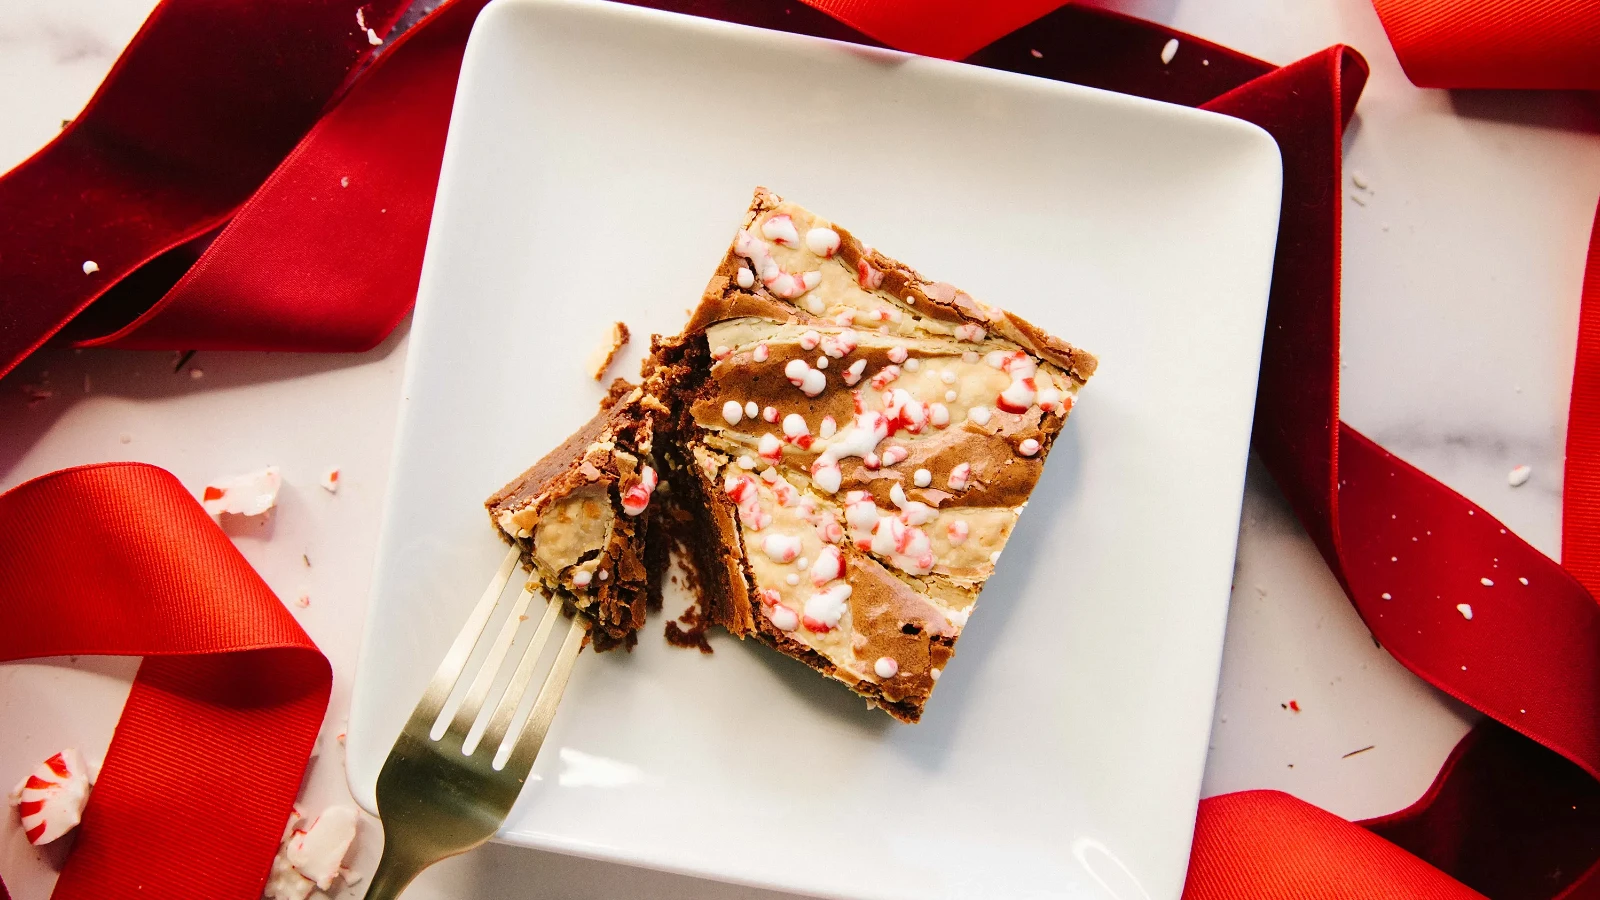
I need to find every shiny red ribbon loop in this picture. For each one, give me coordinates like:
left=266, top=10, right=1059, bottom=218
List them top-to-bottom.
left=0, top=463, right=330, bottom=899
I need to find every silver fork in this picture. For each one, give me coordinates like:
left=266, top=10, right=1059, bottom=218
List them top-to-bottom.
left=365, top=546, right=587, bottom=899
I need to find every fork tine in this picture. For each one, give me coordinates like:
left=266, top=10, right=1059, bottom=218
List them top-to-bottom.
left=409, top=545, right=521, bottom=728
left=440, top=582, right=536, bottom=741
left=479, top=591, right=564, bottom=756
left=500, top=615, right=587, bottom=774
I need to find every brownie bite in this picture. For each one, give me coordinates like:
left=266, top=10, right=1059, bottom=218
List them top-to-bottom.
left=485, top=380, right=659, bottom=651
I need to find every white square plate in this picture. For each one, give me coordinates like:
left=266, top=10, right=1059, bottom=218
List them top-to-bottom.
left=348, top=2, right=1282, bottom=897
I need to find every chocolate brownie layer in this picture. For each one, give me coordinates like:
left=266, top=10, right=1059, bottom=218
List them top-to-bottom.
left=486, top=380, right=659, bottom=651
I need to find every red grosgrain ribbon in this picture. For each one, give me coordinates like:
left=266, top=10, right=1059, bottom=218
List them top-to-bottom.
left=1369, top=0, right=1600, bottom=90
left=4, top=1, right=1600, bottom=899
left=0, top=463, right=330, bottom=899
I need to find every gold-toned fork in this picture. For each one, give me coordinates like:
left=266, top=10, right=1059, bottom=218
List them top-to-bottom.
left=365, top=546, right=587, bottom=899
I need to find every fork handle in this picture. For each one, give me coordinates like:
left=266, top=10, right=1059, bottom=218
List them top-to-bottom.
left=364, top=846, right=426, bottom=900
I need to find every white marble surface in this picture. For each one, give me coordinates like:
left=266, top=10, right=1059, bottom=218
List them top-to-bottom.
left=1, top=0, right=1596, bottom=897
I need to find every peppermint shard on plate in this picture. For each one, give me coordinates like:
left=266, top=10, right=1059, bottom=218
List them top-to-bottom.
left=645, top=188, right=1097, bottom=721
left=486, top=380, right=661, bottom=650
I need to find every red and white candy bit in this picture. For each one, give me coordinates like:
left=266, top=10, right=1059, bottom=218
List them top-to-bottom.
left=761, top=213, right=801, bottom=247
left=805, top=226, right=841, bottom=257
left=734, top=229, right=821, bottom=300
left=857, top=258, right=884, bottom=289
left=736, top=266, right=755, bottom=289
left=954, top=323, right=986, bottom=342
left=799, top=330, right=821, bottom=351
left=820, top=331, right=858, bottom=358
left=753, top=342, right=770, bottom=362
left=712, top=345, right=732, bottom=360
left=887, top=345, right=908, bottom=364
left=783, top=359, right=827, bottom=397
left=842, top=359, right=867, bottom=386
left=868, top=365, right=901, bottom=391
left=997, top=376, right=1037, bottom=413
left=1035, top=385, right=1062, bottom=412
left=883, top=388, right=930, bottom=434
left=722, top=400, right=744, bottom=425
left=929, top=403, right=951, bottom=428
left=763, top=405, right=779, bottom=423
left=967, top=405, right=992, bottom=426
left=782, top=413, right=813, bottom=448
left=818, top=415, right=838, bottom=439
left=758, top=433, right=784, bottom=463
left=1017, top=438, right=1041, bottom=457
left=880, top=444, right=909, bottom=467
left=862, top=452, right=881, bottom=470
left=811, top=460, right=842, bottom=493
left=948, top=462, right=972, bottom=491
left=201, top=466, right=281, bottom=516
left=621, top=466, right=657, bottom=516
left=320, top=467, right=340, bottom=493
left=724, top=473, right=772, bottom=531
left=771, top=478, right=799, bottom=507
left=889, top=482, right=937, bottom=526
left=871, top=515, right=934, bottom=574
left=947, top=520, right=971, bottom=546
left=761, top=534, right=803, bottom=563
left=810, top=545, right=844, bottom=586
left=572, top=569, right=593, bottom=588
left=802, top=583, right=853, bottom=632
left=758, top=588, right=782, bottom=606
left=766, top=600, right=799, bottom=631
left=874, top=656, right=900, bottom=679
left=11, top=749, right=92, bottom=845
left=285, top=806, right=360, bottom=891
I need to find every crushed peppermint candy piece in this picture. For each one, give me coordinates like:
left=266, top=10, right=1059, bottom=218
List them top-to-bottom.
left=1160, top=38, right=1179, bottom=64
left=761, top=213, right=801, bottom=247
left=805, top=227, right=841, bottom=257
left=82, top=260, right=99, bottom=275
left=736, top=266, right=755, bottom=289
left=954, top=323, right=985, bottom=342
left=842, top=358, right=867, bottom=386
left=783, top=359, right=827, bottom=397
left=722, top=400, right=744, bottom=425
left=745, top=400, right=760, bottom=419
left=968, top=406, right=991, bottom=426
left=819, top=415, right=837, bottom=439
left=1017, top=438, right=1041, bottom=457
left=948, top=462, right=972, bottom=491
left=1508, top=465, right=1532, bottom=487
left=201, top=466, right=281, bottom=516
left=620, top=466, right=658, bottom=516
left=320, top=467, right=340, bottom=493
left=913, top=468, right=932, bottom=488
left=947, top=520, right=970, bottom=545
left=762, top=534, right=802, bottom=563
left=803, top=584, right=852, bottom=632
left=1457, top=603, right=1473, bottom=620
left=874, top=656, right=899, bottom=679
left=10, top=749, right=93, bottom=845
left=285, top=805, right=360, bottom=891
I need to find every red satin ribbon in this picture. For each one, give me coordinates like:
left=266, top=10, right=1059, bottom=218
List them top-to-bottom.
left=1369, top=0, right=1600, bottom=90
left=3, top=1, right=1599, bottom=899
left=0, top=464, right=330, bottom=899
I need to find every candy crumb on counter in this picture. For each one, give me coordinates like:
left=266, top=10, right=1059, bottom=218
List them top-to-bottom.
left=82, top=260, right=98, bottom=275
left=1508, top=465, right=1531, bottom=487
left=201, top=466, right=281, bottom=516
left=320, top=467, right=340, bottom=493
left=9, top=749, right=93, bottom=845
left=281, top=800, right=360, bottom=883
